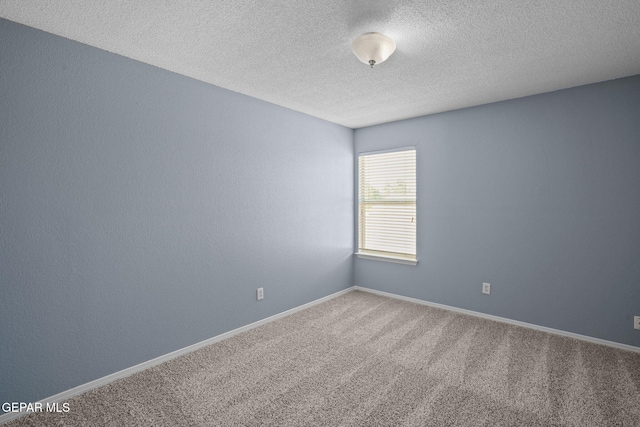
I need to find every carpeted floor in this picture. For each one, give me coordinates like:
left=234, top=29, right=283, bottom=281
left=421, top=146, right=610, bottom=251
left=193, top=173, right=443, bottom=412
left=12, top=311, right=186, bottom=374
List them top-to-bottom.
left=7, top=290, right=640, bottom=426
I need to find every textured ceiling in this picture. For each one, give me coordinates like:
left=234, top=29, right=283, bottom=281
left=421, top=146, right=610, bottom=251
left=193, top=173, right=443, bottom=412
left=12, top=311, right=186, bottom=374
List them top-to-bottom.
left=1, top=1, right=639, bottom=128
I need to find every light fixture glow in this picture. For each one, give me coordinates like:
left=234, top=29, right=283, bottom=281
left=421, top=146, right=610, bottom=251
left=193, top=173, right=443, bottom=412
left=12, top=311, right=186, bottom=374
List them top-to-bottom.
left=351, top=32, right=396, bottom=68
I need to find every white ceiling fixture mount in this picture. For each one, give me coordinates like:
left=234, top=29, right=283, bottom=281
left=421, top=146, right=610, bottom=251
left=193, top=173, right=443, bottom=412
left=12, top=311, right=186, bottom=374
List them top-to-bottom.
left=351, top=32, right=396, bottom=68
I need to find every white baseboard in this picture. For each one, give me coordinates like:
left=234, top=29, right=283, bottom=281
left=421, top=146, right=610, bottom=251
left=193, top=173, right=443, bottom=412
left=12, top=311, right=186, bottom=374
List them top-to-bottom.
left=4, top=285, right=636, bottom=424
left=353, top=286, right=640, bottom=353
left=0, top=287, right=353, bottom=425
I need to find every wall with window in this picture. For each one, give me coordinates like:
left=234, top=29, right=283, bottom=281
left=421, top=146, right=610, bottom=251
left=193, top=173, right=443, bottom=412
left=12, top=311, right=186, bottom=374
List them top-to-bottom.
left=0, top=19, right=354, bottom=404
left=354, top=75, right=640, bottom=348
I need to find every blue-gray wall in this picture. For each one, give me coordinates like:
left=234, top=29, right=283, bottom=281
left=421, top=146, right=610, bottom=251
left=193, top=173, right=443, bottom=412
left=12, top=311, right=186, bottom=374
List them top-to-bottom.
left=0, top=19, right=353, bottom=404
left=355, top=75, right=640, bottom=348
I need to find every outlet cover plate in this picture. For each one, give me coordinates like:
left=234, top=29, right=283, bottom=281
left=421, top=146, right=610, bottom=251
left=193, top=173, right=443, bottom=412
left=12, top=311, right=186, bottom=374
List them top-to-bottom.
left=482, top=282, right=491, bottom=295
left=257, top=287, right=264, bottom=301
left=634, top=316, right=640, bottom=330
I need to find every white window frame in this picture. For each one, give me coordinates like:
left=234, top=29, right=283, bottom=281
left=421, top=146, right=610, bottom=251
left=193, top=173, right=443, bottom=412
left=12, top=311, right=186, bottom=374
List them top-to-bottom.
left=356, top=147, right=417, bottom=265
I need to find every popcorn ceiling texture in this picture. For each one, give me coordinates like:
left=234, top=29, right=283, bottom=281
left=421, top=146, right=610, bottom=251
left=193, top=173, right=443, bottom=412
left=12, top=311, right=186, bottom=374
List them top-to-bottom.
left=1, top=0, right=639, bottom=128
left=7, top=291, right=640, bottom=426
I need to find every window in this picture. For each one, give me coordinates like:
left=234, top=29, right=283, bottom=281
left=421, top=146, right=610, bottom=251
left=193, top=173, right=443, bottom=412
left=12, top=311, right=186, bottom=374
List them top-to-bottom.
left=357, top=148, right=417, bottom=265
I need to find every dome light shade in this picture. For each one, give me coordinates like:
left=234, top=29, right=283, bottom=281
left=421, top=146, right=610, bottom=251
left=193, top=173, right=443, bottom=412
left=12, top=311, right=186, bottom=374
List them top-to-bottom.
left=351, top=32, right=396, bottom=68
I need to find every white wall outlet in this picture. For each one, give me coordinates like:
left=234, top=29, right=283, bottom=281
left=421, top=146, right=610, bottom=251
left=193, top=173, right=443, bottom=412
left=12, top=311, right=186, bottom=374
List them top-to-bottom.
left=482, top=282, right=491, bottom=295
left=256, top=287, right=264, bottom=300
left=634, top=316, right=640, bottom=330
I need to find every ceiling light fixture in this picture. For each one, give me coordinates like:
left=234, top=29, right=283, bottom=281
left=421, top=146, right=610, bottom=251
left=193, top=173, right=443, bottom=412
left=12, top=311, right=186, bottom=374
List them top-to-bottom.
left=351, top=32, right=396, bottom=68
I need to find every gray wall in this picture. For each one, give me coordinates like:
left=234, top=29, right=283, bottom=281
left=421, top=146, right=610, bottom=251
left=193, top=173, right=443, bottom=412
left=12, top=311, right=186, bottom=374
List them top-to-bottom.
left=0, top=19, right=353, bottom=404
left=355, top=75, right=640, bottom=348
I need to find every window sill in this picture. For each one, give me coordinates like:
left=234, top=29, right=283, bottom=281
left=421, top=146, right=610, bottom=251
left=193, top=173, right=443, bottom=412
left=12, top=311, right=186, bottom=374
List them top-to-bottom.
left=355, top=252, right=418, bottom=266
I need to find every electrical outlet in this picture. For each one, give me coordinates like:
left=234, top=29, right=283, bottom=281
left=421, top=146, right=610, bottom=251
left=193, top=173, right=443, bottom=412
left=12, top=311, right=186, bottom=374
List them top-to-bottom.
left=482, top=282, right=491, bottom=295
left=257, top=287, right=264, bottom=301
left=634, top=316, right=640, bottom=330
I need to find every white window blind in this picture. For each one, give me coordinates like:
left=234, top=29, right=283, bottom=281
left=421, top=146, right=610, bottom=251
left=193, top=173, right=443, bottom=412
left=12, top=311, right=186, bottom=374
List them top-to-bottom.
left=358, top=148, right=416, bottom=263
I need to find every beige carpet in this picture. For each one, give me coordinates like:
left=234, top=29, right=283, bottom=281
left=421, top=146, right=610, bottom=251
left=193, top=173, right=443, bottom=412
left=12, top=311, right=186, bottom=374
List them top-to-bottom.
left=8, top=290, right=640, bottom=426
